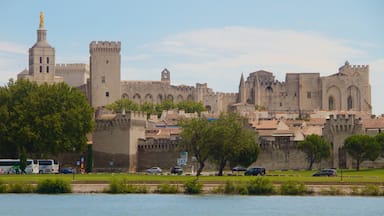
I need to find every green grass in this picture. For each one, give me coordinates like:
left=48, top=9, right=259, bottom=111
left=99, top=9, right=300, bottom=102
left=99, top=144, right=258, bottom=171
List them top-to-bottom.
left=1, top=168, right=383, bottom=185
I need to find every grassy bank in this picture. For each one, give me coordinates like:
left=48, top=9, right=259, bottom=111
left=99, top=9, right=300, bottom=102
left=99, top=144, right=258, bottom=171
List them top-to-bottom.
left=1, top=168, right=383, bottom=184
left=0, top=169, right=383, bottom=195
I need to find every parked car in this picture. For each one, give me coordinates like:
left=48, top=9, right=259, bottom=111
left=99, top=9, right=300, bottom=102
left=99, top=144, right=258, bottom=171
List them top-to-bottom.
left=170, top=166, right=183, bottom=175
left=231, top=166, right=247, bottom=172
left=60, top=167, right=74, bottom=174
left=146, top=167, right=162, bottom=174
left=244, top=167, right=266, bottom=176
left=312, top=169, right=337, bottom=177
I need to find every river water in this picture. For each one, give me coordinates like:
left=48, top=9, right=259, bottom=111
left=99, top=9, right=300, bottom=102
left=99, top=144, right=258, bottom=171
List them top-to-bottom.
left=0, top=194, right=383, bottom=216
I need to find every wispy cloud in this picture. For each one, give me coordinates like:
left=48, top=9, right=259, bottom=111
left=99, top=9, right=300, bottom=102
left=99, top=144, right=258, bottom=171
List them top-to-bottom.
left=140, top=27, right=368, bottom=89
left=0, top=42, right=28, bottom=55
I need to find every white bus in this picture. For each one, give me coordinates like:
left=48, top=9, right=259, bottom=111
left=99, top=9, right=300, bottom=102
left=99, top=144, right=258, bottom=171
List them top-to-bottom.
left=0, top=159, right=39, bottom=174
left=37, top=159, right=59, bottom=174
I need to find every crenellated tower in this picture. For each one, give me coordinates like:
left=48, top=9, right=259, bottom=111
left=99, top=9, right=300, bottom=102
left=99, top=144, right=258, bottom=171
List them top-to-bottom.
left=89, top=41, right=121, bottom=108
left=322, top=114, right=363, bottom=169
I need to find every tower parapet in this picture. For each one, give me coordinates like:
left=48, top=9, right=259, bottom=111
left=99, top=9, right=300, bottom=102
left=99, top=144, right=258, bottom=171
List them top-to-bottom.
left=90, top=41, right=121, bottom=53
left=338, top=61, right=369, bottom=75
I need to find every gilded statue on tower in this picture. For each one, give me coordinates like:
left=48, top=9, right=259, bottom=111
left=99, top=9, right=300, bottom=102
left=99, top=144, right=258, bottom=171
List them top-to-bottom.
left=39, top=11, right=44, bottom=28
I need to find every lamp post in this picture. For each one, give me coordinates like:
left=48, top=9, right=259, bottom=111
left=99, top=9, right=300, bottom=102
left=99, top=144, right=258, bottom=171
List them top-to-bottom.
left=109, top=160, right=114, bottom=173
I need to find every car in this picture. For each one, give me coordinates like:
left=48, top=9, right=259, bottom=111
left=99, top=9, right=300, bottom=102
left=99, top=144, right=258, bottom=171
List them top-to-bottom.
left=170, top=166, right=183, bottom=175
left=231, top=166, right=247, bottom=172
left=60, top=167, right=74, bottom=174
left=146, top=167, right=162, bottom=174
left=244, top=167, right=266, bottom=176
left=312, top=169, right=337, bottom=177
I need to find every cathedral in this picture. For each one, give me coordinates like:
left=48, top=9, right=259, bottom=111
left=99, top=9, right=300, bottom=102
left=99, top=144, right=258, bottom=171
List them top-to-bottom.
left=18, top=12, right=372, bottom=116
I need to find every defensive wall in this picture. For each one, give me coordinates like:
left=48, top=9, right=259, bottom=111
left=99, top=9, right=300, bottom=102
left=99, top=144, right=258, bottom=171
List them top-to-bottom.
left=92, top=111, right=146, bottom=172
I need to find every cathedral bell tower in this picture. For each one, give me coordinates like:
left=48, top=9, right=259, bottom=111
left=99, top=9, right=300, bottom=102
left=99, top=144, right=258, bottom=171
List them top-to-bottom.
left=28, top=12, right=56, bottom=84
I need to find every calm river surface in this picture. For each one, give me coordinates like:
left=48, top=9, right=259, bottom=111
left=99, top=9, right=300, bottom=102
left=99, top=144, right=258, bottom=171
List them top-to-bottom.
left=0, top=194, right=383, bottom=216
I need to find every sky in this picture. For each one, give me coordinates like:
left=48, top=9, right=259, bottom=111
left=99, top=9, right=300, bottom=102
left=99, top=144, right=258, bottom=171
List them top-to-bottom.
left=0, top=0, right=383, bottom=114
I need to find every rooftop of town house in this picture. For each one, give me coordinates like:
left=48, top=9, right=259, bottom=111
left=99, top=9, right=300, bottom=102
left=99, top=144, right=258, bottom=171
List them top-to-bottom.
left=361, top=117, right=384, bottom=129
left=145, top=127, right=182, bottom=139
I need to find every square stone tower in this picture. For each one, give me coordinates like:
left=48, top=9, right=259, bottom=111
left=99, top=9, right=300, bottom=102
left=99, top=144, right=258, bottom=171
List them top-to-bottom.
left=89, top=41, right=121, bottom=108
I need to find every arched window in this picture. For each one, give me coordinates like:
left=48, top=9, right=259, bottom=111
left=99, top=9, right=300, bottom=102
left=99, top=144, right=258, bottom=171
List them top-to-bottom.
left=122, top=93, right=129, bottom=99
left=145, top=94, right=153, bottom=103
left=158, top=94, right=163, bottom=103
left=167, top=95, right=174, bottom=102
left=329, top=96, right=334, bottom=110
left=347, top=96, right=353, bottom=110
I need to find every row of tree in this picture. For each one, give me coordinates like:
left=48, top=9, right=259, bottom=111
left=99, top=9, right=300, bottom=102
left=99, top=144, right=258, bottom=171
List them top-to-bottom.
left=0, top=80, right=94, bottom=162
left=105, top=98, right=206, bottom=118
left=179, top=112, right=260, bottom=176
left=298, top=133, right=384, bottom=171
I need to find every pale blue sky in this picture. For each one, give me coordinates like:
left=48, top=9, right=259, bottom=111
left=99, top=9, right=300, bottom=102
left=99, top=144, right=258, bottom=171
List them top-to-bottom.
left=1, top=0, right=383, bottom=114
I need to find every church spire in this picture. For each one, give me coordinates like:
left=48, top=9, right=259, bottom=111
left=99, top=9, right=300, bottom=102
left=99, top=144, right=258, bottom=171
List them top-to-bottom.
left=238, top=73, right=246, bottom=103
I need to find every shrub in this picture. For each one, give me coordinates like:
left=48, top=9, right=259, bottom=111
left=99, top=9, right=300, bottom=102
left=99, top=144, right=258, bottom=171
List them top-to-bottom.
left=246, top=178, right=275, bottom=195
left=36, top=179, right=72, bottom=194
left=105, top=179, right=148, bottom=194
left=184, top=179, right=203, bottom=194
left=0, top=180, right=7, bottom=193
left=224, top=181, right=237, bottom=194
left=280, top=181, right=308, bottom=195
left=7, top=183, right=35, bottom=193
left=156, top=183, right=179, bottom=194
left=236, top=183, right=249, bottom=195
left=211, top=185, right=224, bottom=194
left=360, top=185, right=381, bottom=196
left=320, top=186, right=344, bottom=196
left=350, top=186, right=360, bottom=195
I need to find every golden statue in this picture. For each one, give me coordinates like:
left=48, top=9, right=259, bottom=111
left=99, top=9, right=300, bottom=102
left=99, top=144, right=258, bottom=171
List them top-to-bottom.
left=39, top=11, right=44, bottom=28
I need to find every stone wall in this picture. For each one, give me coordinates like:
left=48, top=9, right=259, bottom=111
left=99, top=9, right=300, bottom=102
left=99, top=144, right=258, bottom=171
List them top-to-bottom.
left=92, top=112, right=146, bottom=172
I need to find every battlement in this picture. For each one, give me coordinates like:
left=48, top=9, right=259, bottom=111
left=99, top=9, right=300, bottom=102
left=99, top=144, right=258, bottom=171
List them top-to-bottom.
left=89, top=41, right=121, bottom=53
left=338, top=61, right=369, bottom=74
left=55, top=63, right=89, bottom=71
left=259, top=80, right=285, bottom=86
left=196, top=83, right=208, bottom=88
left=171, top=84, right=195, bottom=92
left=204, top=92, right=238, bottom=98
left=95, top=111, right=146, bottom=131
left=126, top=111, right=147, bottom=121
left=325, top=114, right=362, bottom=134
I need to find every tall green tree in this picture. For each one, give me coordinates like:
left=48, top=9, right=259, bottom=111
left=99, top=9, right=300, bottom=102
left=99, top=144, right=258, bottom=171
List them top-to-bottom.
left=0, top=80, right=94, bottom=158
left=209, top=112, right=259, bottom=176
left=179, top=118, right=212, bottom=176
left=297, top=134, right=331, bottom=170
left=344, top=134, right=381, bottom=171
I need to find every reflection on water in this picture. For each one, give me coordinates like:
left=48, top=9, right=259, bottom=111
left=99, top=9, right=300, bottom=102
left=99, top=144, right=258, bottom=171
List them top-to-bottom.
left=0, top=194, right=383, bottom=216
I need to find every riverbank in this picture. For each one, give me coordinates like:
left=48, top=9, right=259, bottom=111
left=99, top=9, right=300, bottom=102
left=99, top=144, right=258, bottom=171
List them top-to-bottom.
left=71, top=182, right=384, bottom=196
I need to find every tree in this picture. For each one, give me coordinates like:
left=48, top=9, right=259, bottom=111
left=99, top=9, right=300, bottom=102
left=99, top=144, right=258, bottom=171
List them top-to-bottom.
left=0, top=80, right=94, bottom=158
left=105, top=98, right=139, bottom=113
left=176, top=100, right=206, bottom=115
left=209, top=112, right=259, bottom=176
left=179, top=118, right=212, bottom=176
left=375, top=133, right=384, bottom=157
left=297, top=134, right=331, bottom=170
left=344, top=134, right=381, bottom=171
left=19, top=146, right=27, bottom=174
